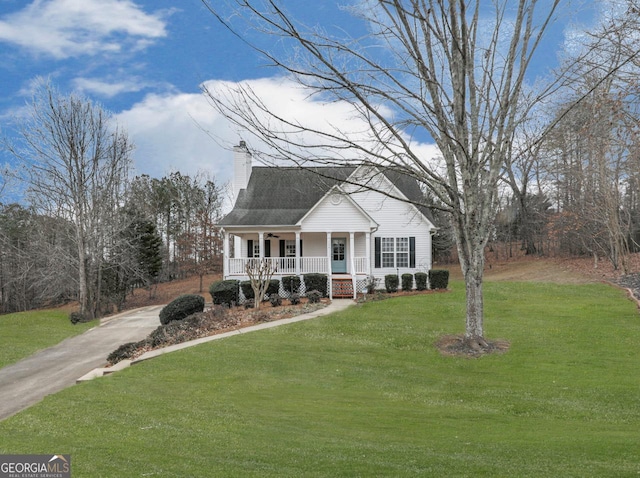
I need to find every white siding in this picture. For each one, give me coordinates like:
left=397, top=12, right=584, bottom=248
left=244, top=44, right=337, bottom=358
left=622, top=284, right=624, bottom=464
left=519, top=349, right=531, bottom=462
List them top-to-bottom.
left=345, top=172, right=434, bottom=288
left=301, top=193, right=374, bottom=232
left=301, top=232, right=329, bottom=256
left=354, top=232, right=367, bottom=257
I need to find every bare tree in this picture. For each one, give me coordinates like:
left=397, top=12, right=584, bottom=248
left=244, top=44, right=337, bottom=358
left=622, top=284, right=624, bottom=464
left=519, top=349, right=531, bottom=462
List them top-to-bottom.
left=202, top=0, right=566, bottom=350
left=7, top=82, right=133, bottom=318
left=0, top=166, right=8, bottom=202
left=245, top=258, right=277, bottom=309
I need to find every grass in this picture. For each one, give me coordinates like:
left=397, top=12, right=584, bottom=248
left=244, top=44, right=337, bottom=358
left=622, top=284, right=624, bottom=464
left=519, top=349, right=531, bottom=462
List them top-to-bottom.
left=1, top=281, right=639, bottom=477
left=0, top=309, right=96, bottom=368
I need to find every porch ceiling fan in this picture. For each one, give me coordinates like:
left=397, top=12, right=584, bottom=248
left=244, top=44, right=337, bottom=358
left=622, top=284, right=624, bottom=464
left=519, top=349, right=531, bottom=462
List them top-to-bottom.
left=266, top=233, right=280, bottom=238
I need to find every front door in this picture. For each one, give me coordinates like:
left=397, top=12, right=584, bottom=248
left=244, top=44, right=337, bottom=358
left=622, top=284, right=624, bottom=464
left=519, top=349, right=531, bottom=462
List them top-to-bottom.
left=331, top=237, right=347, bottom=273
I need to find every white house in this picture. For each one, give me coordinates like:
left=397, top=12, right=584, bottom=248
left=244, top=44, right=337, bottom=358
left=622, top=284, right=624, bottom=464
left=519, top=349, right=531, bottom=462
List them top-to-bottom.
left=219, top=141, right=437, bottom=299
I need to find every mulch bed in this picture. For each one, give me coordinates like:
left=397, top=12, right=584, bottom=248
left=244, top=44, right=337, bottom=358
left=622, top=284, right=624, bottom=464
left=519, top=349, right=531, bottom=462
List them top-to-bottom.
left=611, top=273, right=640, bottom=302
left=106, top=299, right=328, bottom=366
left=435, top=335, right=511, bottom=358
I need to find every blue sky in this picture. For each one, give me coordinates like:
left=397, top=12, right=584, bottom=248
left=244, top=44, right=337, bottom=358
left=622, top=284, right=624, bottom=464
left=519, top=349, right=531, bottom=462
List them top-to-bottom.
left=0, top=0, right=598, bottom=191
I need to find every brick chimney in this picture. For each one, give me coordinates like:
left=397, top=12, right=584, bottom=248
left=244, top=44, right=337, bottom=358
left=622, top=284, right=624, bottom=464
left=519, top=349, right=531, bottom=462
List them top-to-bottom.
left=232, top=140, right=252, bottom=202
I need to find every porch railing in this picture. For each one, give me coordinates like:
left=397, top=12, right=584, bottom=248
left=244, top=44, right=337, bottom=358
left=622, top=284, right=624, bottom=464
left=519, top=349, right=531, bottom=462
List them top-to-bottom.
left=228, top=256, right=369, bottom=276
left=301, top=257, right=329, bottom=274
left=354, top=257, right=368, bottom=274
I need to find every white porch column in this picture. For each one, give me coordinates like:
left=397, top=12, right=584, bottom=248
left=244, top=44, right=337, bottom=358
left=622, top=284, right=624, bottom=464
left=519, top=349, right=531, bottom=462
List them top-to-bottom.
left=223, top=229, right=229, bottom=279
left=295, top=231, right=301, bottom=276
left=349, top=231, right=356, bottom=299
left=365, top=231, right=371, bottom=275
left=258, top=232, right=264, bottom=259
left=326, top=232, right=332, bottom=300
left=326, top=232, right=332, bottom=274
left=349, top=232, right=355, bottom=274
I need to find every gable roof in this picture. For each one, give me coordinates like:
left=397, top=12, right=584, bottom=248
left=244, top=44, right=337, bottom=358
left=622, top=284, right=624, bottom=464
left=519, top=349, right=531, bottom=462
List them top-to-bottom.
left=219, top=166, right=433, bottom=227
left=220, top=167, right=355, bottom=226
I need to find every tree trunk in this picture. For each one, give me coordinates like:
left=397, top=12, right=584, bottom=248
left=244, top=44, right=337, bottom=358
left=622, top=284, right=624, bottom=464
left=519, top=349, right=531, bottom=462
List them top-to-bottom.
left=454, top=208, right=490, bottom=349
left=77, top=236, right=89, bottom=318
left=462, top=250, right=488, bottom=349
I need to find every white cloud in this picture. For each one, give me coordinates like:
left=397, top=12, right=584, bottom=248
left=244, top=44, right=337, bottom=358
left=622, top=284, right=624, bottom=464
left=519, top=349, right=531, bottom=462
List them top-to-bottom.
left=0, top=0, right=168, bottom=59
left=201, top=76, right=442, bottom=167
left=72, top=77, right=150, bottom=98
left=117, top=77, right=441, bottom=188
left=116, top=90, right=237, bottom=182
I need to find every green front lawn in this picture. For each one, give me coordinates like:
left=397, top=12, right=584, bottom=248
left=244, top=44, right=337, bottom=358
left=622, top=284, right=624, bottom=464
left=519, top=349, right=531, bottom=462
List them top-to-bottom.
left=1, top=281, right=639, bottom=477
left=0, top=310, right=96, bottom=368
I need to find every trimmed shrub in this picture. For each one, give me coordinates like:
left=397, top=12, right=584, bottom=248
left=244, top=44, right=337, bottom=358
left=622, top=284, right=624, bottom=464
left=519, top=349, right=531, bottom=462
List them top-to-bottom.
left=429, top=269, right=450, bottom=290
left=415, top=272, right=428, bottom=291
left=304, top=273, right=328, bottom=297
left=401, top=273, right=413, bottom=291
left=385, top=274, right=399, bottom=293
left=282, top=275, right=301, bottom=294
left=241, top=279, right=280, bottom=302
left=266, top=279, right=280, bottom=296
left=209, top=280, right=239, bottom=307
left=240, top=281, right=254, bottom=301
left=307, top=290, right=322, bottom=304
left=289, top=293, right=301, bottom=305
left=159, top=294, right=205, bottom=325
left=270, top=295, right=282, bottom=307
left=69, top=311, right=91, bottom=324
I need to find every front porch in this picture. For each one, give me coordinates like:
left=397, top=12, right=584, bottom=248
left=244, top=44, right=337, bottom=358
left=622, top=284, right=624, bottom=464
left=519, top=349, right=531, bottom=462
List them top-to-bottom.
left=222, top=230, right=373, bottom=300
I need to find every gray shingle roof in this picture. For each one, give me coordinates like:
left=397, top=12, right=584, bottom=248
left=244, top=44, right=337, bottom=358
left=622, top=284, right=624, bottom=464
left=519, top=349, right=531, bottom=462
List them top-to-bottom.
left=219, top=166, right=433, bottom=226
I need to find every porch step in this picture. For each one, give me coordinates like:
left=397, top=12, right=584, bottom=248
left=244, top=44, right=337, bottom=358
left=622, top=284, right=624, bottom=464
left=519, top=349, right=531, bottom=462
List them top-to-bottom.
left=332, top=278, right=353, bottom=298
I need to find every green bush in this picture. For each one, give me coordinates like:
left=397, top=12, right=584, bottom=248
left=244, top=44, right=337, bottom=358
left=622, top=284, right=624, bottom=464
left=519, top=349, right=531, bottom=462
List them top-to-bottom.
left=429, top=269, right=450, bottom=290
left=415, top=272, right=428, bottom=291
left=304, top=273, right=328, bottom=297
left=401, top=273, right=413, bottom=291
left=282, top=275, right=301, bottom=294
left=385, top=275, right=399, bottom=293
left=241, top=279, right=280, bottom=302
left=267, top=279, right=280, bottom=296
left=210, top=280, right=239, bottom=307
left=240, top=281, right=254, bottom=301
left=307, top=290, right=322, bottom=304
left=290, top=293, right=301, bottom=305
left=159, top=294, right=205, bottom=325
left=270, top=295, right=282, bottom=307
left=69, top=311, right=92, bottom=325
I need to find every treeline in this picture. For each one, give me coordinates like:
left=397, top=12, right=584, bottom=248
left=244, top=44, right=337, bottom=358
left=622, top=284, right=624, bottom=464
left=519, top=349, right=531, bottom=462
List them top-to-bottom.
left=433, top=6, right=640, bottom=273
left=435, top=81, right=640, bottom=270
left=0, top=83, right=224, bottom=316
left=0, top=171, right=224, bottom=315
left=0, top=172, right=224, bottom=315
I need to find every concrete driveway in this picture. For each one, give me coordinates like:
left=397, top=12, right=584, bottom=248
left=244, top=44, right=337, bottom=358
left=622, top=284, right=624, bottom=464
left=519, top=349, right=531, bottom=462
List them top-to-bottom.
left=0, top=305, right=162, bottom=421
